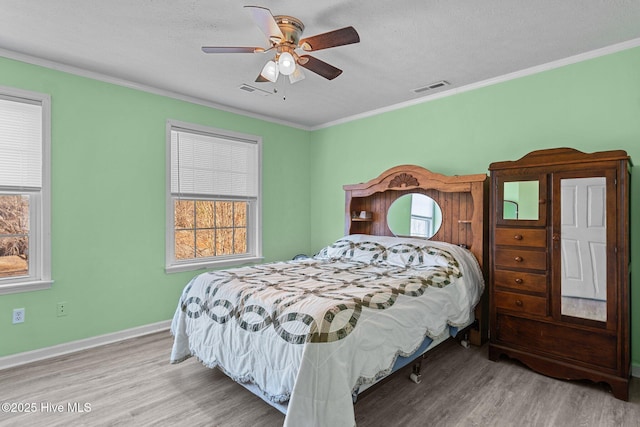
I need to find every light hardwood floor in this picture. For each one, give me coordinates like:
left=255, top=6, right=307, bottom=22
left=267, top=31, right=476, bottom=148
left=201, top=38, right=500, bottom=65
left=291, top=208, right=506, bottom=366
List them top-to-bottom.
left=1, top=331, right=638, bottom=426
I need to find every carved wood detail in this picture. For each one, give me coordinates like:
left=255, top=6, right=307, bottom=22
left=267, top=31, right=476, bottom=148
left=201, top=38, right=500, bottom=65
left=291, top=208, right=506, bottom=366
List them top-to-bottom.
left=388, top=173, right=419, bottom=188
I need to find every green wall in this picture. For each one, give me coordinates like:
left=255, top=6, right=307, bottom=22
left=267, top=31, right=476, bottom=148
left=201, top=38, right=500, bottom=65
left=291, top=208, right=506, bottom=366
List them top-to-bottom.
left=2, top=45, right=639, bottom=371
left=309, top=46, right=640, bottom=367
left=0, top=57, right=311, bottom=357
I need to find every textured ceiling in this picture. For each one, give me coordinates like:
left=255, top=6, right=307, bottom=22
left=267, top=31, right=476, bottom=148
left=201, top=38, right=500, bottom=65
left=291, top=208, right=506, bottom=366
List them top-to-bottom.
left=1, top=0, right=640, bottom=129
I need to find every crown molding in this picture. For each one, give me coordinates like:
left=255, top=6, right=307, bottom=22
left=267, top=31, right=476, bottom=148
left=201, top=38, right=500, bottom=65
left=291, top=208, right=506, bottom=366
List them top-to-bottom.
left=2, top=37, right=640, bottom=132
left=312, top=37, right=640, bottom=130
left=0, top=47, right=308, bottom=131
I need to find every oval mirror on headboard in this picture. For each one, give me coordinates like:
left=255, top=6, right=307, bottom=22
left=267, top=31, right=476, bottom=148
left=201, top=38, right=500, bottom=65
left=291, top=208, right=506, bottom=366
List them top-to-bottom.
left=387, top=193, right=442, bottom=238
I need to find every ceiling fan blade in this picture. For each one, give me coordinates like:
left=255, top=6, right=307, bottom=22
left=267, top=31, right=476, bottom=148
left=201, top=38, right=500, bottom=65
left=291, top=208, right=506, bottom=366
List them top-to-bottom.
left=244, top=6, right=284, bottom=42
left=299, top=26, right=360, bottom=52
left=202, top=46, right=264, bottom=54
left=297, top=55, right=342, bottom=80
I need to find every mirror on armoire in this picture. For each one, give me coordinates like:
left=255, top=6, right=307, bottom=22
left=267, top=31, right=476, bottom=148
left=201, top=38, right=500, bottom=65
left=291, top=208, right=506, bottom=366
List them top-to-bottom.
left=497, top=176, right=546, bottom=227
left=559, top=176, right=607, bottom=322
left=502, top=181, right=539, bottom=220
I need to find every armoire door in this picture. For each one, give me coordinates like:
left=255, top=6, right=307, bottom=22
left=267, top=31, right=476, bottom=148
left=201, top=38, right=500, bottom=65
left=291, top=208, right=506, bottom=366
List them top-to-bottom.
left=552, top=168, right=617, bottom=327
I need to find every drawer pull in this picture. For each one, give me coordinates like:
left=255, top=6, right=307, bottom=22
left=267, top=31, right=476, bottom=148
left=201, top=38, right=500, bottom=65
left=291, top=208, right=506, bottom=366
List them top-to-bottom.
left=514, top=234, right=523, bottom=240
left=514, top=256, right=523, bottom=262
left=514, top=278, right=523, bottom=284
left=515, top=299, right=523, bottom=307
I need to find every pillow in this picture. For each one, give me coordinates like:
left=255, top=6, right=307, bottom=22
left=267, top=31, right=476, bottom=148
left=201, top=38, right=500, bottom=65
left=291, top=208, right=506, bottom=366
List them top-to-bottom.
left=314, top=234, right=387, bottom=263
left=315, top=234, right=459, bottom=269
left=317, top=235, right=484, bottom=305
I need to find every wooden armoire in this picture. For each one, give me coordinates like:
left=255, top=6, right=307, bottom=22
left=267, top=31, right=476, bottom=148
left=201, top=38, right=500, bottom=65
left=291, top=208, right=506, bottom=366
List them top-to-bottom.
left=488, top=148, right=631, bottom=400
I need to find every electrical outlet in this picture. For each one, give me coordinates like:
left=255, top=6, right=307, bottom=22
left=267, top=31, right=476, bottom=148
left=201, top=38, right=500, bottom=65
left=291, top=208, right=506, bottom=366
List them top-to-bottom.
left=57, top=302, right=68, bottom=317
left=12, top=308, right=25, bottom=324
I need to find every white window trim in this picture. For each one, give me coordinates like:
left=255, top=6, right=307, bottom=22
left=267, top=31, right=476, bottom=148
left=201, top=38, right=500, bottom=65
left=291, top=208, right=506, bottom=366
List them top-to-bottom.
left=0, top=86, right=52, bottom=295
left=165, top=120, right=263, bottom=273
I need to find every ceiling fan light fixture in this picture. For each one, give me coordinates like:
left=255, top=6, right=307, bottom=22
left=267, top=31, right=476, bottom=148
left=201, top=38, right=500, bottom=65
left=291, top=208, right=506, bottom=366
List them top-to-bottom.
left=277, top=52, right=296, bottom=75
left=260, top=60, right=279, bottom=82
left=288, top=66, right=305, bottom=84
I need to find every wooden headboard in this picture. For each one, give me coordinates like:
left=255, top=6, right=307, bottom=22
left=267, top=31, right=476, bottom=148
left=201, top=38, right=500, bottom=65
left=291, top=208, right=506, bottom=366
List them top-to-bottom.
left=343, top=165, right=489, bottom=344
left=343, top=165, right=488, bottom=269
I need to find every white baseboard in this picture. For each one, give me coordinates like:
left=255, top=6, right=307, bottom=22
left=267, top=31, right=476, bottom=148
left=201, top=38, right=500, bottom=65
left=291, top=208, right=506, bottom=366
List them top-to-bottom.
left=0, top=320, right=171, bottom=371
left=633, top=364, right=640, bottom=379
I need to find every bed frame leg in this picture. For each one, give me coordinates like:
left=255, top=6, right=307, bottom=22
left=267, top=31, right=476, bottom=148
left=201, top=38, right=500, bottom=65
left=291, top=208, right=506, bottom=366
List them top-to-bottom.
left=460, top=332, right=470, bottom=348
left=409, top=361, right=422, bottom=384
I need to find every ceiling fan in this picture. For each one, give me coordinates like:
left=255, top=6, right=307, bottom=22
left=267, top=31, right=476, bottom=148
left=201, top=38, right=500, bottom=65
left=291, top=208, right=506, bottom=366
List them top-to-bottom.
left=202, top=6, right=360, bottom=84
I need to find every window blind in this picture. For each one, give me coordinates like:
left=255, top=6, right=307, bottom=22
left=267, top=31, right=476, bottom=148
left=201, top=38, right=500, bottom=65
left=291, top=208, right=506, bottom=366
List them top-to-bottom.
left=0, top=97, right=43, bottom=188
left=170, top=129, right=258, bottom=198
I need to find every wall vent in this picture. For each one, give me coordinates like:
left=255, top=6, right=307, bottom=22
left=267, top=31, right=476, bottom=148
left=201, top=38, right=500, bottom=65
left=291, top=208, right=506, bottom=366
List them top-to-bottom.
left=412, top=80, right=450, bottom=93
left=239, top=84, right=272, bottom=96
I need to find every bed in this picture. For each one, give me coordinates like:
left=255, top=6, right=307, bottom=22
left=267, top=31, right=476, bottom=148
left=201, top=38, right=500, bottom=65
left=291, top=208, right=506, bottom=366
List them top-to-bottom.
left=170, top=165, right=488, bottom=427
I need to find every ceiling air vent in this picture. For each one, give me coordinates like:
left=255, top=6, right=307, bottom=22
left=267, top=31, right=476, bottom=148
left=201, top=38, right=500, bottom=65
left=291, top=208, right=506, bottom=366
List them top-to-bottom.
left=412, top=80, right=450, bottom=94
left=238, top=84, right=272, bottom=96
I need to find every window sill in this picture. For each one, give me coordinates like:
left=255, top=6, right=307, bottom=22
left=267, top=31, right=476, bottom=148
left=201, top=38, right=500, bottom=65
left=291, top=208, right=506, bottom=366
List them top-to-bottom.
left=165, top=256, right=264, bottom=274
left=0, top=279, right=54, bottom=295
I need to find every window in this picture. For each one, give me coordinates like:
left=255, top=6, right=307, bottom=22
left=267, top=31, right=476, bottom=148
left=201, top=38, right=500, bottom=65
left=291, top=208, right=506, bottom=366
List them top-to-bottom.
left=0, top=87, right=51, bottom=294
left=166, top=121, right=262, bottom=272
left=410, top=194, right=436, bottom=238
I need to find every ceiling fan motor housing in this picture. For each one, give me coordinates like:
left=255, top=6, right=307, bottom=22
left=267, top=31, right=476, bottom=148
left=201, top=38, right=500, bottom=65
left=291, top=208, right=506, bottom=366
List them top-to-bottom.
left=274, top=15, right=305, bottom=46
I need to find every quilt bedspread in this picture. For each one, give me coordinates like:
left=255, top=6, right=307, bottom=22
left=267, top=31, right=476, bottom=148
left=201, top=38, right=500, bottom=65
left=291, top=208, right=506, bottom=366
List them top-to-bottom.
left=170, top=235, right=484, bottom=426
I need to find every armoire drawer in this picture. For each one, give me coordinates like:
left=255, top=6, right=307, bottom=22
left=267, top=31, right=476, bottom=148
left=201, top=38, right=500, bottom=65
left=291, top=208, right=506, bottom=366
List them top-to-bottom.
left=495, top=227, right=546, bottom=248
left=494, top=248, right=546, bottom=270
left=493, top=269, right=547, bottom=293
left=494, top=290, right=547, bottom=317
